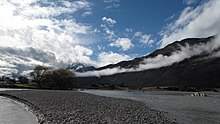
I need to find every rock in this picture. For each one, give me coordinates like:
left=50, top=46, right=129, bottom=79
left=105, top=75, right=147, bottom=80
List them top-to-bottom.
left=0, top=90, right=177, bottom=124
left=191, top=92, right=207, bottom=97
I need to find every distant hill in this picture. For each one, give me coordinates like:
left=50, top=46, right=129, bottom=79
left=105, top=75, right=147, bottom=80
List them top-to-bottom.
left=76, top=36, right=220, bottom=88
left=67, top=62, right=96, bottom=72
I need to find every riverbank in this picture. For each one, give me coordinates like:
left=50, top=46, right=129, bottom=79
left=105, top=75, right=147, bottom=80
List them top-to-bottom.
left=1, top=82, right=219, bottom=93
left=0, top=83, right=38, bottom=89
left=0, top=90, right=177, bottom=124
left=83, top=90, right=220, bottom=124
left=0, top=96, right=38, bottom=124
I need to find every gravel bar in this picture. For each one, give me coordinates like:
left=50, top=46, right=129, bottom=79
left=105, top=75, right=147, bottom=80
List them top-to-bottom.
left=0, top=90, right=177, bottom=124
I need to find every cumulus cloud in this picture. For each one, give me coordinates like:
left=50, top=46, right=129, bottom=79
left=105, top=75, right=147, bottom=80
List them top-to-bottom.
left=0, top=0, right=94, bottom=66
left=0, top=0, right=97, bottom=76
left=104, top=0, right=120, bottom=9
left=160, top=0, right=220, bottom=47
left=101, top=17, right=117, bottom=41
left=102, top=17, right=117, bottom=26
left=134, top=32, right=154, bottom=46
left=141, top=35, right=154, bottom=45
left=110, top=38, right=133, bottom=51
left=0, top=45, right=97, bottom=77
left=72, top=45, right=95, bottom=65
left=0, top=47, right=52, bottom=77
left=98, top=51, right=131, bottom=66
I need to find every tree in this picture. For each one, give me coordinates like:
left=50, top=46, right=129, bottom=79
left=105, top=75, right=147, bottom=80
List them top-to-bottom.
left=30, top=65, right=49, bottom=87
left=42, top=68, right=76, bottom=90
left=18, top=76, right=29, bottom=84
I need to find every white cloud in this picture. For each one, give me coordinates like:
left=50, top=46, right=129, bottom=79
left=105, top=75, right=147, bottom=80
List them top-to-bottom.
left=0, top=0, right=94, bottom=66
left=104, top=0, right=120, bottom=9
left=104, top=0, right=120, bottom=3
left=160, top=0, right=220, bottom=47
left=183, top=0, right=198, bottom=5
left=82, top=11, right=92, bottom=17
left=101, top=17, right=117, bottom=41
left=102, top=17, right=117, bottom=26
left=101, top=27, right=116, bottom=41
left=125, top=28, right=133, bottom=33
left=134, top=32, right=154, bottom=46
left=134, top=32, right=142, bottom=37
left=140, top=34, right=154, bottom=46
left=110, top=38, right=133, bottom=51
left=0, top=45, right=95, bottom=76
left=72, top=45, right=95, bottom=65
left=97, top=45, right=105, bottom=51
left=0, top=47, right=53, bottom=77
left=98, top=51, right=131, bottom=66
left=75, top=67, right=126, bottom=77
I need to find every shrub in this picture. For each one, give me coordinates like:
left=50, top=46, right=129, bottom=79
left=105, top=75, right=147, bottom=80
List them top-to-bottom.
left=42, top=68, right=76, bottom=90
left=18, top=76, right=29, bottom=84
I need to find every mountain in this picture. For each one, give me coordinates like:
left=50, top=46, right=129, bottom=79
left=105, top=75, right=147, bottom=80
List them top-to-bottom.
left=1, top=35, right=219, bottom=88
left=77, top=36, right=220, bottom=88
left=96, top=36, right=215, bottom=71
left=67, top=62, right=96, bottom=72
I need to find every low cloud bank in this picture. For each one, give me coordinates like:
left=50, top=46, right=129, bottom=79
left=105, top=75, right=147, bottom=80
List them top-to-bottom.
left=76, top=35, right=220, bottom=77
left=0, top=47, right=56, bottom=77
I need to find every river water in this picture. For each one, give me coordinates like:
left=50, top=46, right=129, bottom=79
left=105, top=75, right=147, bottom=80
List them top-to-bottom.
left=1, top=88, right=219, bottom=124
left=0, top=89, right=38, bottom=124
left=83, top=90, right=220, bottom=124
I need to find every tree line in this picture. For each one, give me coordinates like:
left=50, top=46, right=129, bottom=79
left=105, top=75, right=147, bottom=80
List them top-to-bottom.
left=0, top=65, right=77, bottom=90
left=30, top=65, right=77, bottom=90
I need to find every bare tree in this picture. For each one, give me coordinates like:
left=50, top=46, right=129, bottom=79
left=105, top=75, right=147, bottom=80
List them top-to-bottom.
left=30, top=65, right=49, bottom=87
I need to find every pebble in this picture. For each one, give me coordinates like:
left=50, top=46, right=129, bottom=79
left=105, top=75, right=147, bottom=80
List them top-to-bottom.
left=0, top=90, right=177, bottom=124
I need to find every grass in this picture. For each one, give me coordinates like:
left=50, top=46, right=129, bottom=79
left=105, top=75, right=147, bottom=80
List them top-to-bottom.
left=0, top=83, right=38, bottom=89
left=91, top=85, right=220, bottom=92
left=139, top=86, right=220, bottom=92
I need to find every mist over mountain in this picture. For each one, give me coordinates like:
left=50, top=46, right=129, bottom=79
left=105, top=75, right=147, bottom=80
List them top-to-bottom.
left=1, top=35, right=220, bottom=88
left=76, top=35, right=220, bottom=88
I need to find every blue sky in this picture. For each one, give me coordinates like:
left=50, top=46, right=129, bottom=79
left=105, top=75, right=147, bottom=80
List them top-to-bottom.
left=0, top=0, right=219, bottom=69
left=74, top=0, right=205, bottom=62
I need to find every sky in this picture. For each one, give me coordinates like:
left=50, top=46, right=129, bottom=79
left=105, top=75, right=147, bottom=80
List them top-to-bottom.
left=0, top=0, right=220, bottom=69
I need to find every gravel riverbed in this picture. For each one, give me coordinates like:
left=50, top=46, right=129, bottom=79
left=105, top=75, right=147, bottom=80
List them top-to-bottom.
left=0, top=90, right=177, bottom=124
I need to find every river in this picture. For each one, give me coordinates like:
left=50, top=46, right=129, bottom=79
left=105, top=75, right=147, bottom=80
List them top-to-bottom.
left=0, top=88, right=38, bottom=124
left=1, top=88, right=220, bottom=124
left=82, top=90, right=220, bottom=124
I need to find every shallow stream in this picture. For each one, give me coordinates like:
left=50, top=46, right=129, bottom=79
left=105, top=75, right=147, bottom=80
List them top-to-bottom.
left=83, top=90, right=220, bottom=124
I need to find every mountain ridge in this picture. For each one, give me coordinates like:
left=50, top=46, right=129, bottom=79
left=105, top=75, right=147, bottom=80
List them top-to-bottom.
left=76, top=35, right=220, bottom=88
left=95, top=36, right=215, bottom=71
